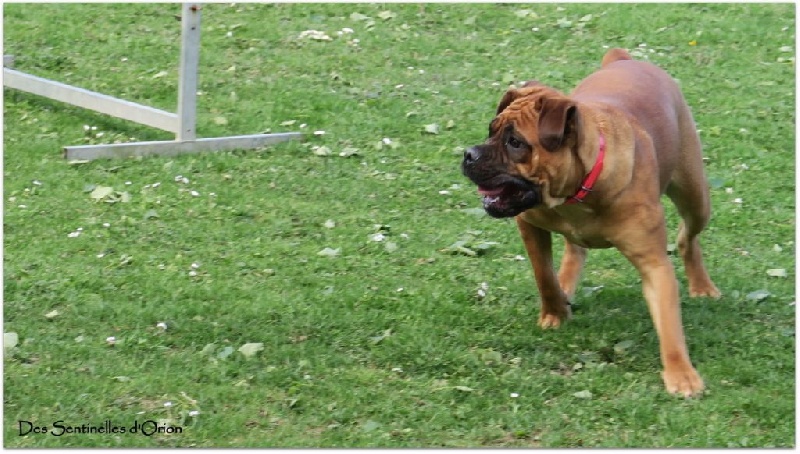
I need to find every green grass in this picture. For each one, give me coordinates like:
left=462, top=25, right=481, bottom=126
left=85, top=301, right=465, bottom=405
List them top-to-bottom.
left=3, top=3, right=795, bottom=448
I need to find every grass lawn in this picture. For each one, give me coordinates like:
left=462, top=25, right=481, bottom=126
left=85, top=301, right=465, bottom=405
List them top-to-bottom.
left=3, top=3, right=795, bottom=448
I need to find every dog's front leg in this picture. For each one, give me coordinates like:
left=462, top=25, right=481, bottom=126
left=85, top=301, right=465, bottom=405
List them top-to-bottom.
left=515, top=216, right=572, bottom=328
left=618, top=234, right=705, bottom=398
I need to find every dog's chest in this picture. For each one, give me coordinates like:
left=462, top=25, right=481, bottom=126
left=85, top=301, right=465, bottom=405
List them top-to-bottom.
left=521, top=210, right=614, bottom=249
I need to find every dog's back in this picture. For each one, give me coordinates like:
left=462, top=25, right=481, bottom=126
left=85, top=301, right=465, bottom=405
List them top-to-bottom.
left=572, top=48, right=696, bottom=190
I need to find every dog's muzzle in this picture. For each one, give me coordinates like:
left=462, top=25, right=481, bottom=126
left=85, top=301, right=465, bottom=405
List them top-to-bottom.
left=462, top=146, right=542, bottom=218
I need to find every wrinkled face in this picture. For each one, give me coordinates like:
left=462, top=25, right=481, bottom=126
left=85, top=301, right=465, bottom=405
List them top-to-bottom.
left=461, top=84, right=580, bottom=218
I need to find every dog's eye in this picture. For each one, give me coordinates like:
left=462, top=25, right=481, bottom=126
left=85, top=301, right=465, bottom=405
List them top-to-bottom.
left=507, top=136, right=524, bottom=149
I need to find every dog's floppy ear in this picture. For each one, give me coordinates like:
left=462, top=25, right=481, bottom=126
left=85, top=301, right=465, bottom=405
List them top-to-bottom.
left=495, top=80, right=543, bottom=115
left=495, top=89, right=520, bottom=116
left=538, top=97, right=578, bottom=151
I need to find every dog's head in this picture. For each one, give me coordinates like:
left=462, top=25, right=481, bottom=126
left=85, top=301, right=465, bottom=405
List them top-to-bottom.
left=462, top=81, right=584, bottom=217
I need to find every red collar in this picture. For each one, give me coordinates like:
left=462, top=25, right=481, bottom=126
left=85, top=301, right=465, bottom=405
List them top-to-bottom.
left=565, top=133, right=606, bottom=205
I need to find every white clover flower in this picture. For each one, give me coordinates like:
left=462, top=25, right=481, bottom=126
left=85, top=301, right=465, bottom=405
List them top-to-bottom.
left=298, top=30, right=332, bottom=41
left=190, top=190, right=200, bottom=197
left=103, top=223, right=111, bottom=228
left=370, top=233, right=385, bottom=242
left=188, top=270, right=198, bottom=277
left=156, top=322, right=168, bottom=330
left=106, top=336, right=116, bottom=345
left=510, top=393, right=520, bottom=398
left=164, top=401, right=173, bottom=408
left=188, top=410, right=200, bottom=417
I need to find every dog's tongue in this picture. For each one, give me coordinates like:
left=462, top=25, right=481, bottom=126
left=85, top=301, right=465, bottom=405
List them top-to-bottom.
left=478, top=186, right=505, bottom=197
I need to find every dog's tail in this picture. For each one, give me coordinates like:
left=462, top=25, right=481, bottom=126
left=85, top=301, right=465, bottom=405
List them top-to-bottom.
left=601, top=48, right=633, bottom=67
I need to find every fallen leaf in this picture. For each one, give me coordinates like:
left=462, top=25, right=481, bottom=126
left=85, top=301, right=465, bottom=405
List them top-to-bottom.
left=514, top=9, right=538, bottom=18
left=350, top=12, right=370, bottom=21
left=423, top=123, right=440, bottom=135
left=312, top=146, right=332, bottom=156
left=339, top=147, right=360, bottom=157
left=708, top=177, right=726, bottom=189
left=90, top=186, right=114, bottom=201
left=318, top=247, right=340, bottom=257
left=767, top=268, right=787, bottom=278
left=582, top=285, right=604, bottom=297
left=745, top=289, right=771, bottom=302
left=44, top=310, right=59, bottom=319
left=370, top=328, right=393, bottom=344
left=4, top=332, right=18, bottom=353
left=614, top=340, right=635, bottom=354
left=238, top=343, right=264, bottom=358
left=217, top=346, right=235, bottom=359
left=573, top=390, right=593, bottom=399
left=362, top=420, right=382, bottom=432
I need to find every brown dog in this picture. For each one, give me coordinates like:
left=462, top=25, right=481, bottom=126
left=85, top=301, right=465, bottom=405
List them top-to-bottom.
left=462, top=48, right=720, bottom=398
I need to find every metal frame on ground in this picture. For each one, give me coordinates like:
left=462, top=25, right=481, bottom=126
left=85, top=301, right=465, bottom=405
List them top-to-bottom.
left=3, top=3, right=302, bottom=161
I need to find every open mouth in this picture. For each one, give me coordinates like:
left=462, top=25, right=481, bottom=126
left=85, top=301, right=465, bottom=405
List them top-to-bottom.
left=475, top=178, right=541, bottom=217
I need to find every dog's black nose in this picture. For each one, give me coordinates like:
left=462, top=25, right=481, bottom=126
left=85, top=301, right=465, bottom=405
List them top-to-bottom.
left=463, top=147, right=480, bottom=164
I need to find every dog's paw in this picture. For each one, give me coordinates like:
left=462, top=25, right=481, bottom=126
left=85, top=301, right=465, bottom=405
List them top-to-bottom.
left=689, top=283, right=722, bottom=299
left=538, top=305, right=571, bottom=329
left=662, top=367, right=705, bottom=398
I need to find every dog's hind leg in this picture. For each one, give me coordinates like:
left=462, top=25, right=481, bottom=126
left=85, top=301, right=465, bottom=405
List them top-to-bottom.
left=665, top=120, right=721, bottom=298
left=558, top=241, right=587, bottom=300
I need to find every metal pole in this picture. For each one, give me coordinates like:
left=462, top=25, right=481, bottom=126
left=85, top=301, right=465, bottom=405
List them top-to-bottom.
left=177, top=3, right=201, bottom=141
